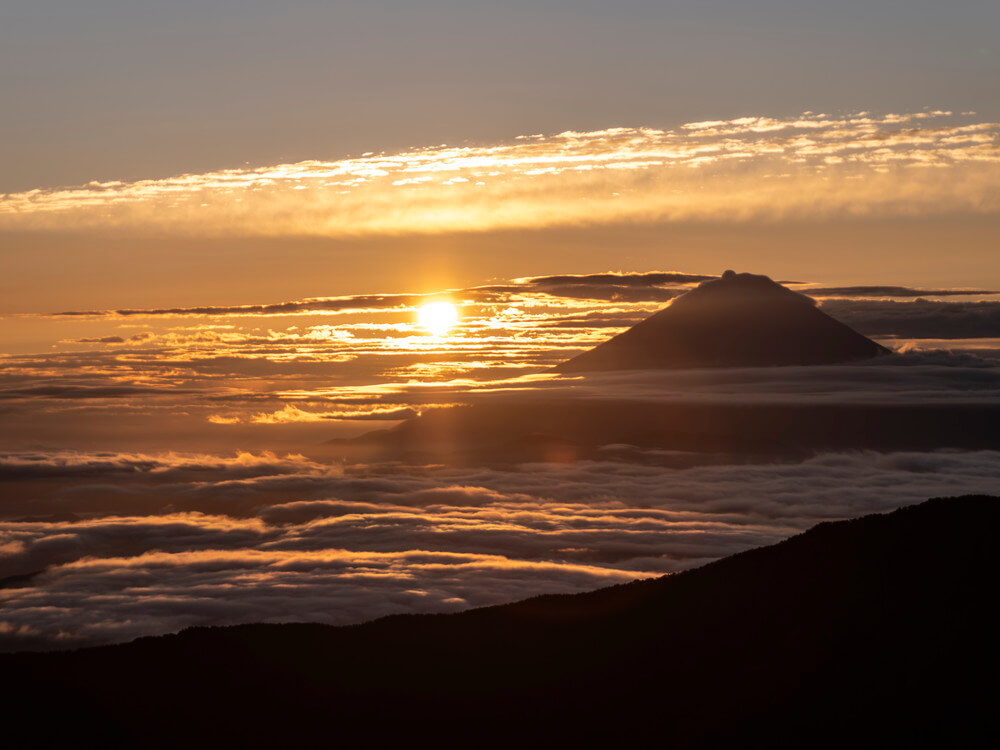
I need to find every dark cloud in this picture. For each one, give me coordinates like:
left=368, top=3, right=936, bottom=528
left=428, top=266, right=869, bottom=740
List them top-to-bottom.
left=511, top=271, right=713, bottom=302
left=522, top=272, right=716, bottom=287
left=43, top=273, right=696, bottom=317
left=52, top=273, right=696, bottom=316
left=527, top=285, right=685, bottom=303
left=805, top=286, right=998, bottom=298
left=49, top=294, right=433, bottom=319
left=822, top=299, right=1000, bottom=338
left=536, top=310, right=648, bottom=328
left=75, top=336, right=126, bottom=344
left=0, top=384, right=196, bottom=400
left=0, top=514, right=272, bottom=580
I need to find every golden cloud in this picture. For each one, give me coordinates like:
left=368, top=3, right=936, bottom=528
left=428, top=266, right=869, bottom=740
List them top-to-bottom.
left=2, top=111, right=997, bottom=236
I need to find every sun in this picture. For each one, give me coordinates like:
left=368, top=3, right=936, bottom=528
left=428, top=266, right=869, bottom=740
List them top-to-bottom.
left=417, top=301, right=459, bottom=336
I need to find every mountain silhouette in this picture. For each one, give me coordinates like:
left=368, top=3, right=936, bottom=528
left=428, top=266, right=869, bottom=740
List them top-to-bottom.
left=557, top=270, right=891, bottom=372
left=4, top=495, right=996, bottom=748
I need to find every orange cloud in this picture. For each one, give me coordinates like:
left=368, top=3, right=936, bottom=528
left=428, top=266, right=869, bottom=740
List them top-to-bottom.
left=2, top=111, right=996, bottom=237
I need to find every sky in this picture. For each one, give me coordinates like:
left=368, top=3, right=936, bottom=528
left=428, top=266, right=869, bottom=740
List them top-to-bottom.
left=1, top=1, right=999, bottom=651
left=3, top=1, right=999, bottom=192
left=3, top=1, right=1000, bottom=309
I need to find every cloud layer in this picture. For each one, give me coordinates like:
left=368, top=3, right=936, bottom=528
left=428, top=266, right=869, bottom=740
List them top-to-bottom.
left=2, top=111, right=998, bottom=236
left=2, top=265, right=999, bottom=651
left=2, top=269, right=998, bottom=451
left=3, top=448, right=999, bottom=650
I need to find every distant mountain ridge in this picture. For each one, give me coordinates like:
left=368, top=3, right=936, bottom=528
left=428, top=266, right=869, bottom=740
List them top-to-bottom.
left=558, top=270, right=891, bottom=372
left=5, top=495, right=997, bottom=748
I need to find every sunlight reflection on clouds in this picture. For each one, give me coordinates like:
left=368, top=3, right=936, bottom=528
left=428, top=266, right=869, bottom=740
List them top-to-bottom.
left=2, top=269, right=999, bottom=434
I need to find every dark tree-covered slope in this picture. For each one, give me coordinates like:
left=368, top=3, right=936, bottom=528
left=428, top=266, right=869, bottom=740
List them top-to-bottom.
left=5, top=495, right=997, bottom=748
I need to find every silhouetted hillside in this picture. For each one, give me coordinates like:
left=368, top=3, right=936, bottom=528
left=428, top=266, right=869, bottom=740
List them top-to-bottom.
left=558, top=271, right=889, bottom=372
left=5, top=495, right=997, bottom=748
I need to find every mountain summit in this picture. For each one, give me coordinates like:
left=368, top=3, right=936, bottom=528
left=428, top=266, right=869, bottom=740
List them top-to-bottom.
left=557, top=270, right=891, bottom=372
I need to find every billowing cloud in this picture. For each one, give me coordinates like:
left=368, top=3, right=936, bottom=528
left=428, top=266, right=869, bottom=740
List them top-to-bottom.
left=2, top=448, right=999, bottom=651
left=0, top=451, right=332, bottom=492
left=0, top=545, right=642, bottom=652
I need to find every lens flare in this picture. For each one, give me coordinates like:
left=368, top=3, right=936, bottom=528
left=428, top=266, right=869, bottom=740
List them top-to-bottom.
left=417, top=301, right=459, bottom=336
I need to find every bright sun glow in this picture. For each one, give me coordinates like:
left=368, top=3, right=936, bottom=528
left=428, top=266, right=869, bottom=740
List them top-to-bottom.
left=417, top=301, right=459, bottom=336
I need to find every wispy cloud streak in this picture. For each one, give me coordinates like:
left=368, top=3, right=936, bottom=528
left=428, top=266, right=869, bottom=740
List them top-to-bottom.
left=2, top=111, right=997, bottom=236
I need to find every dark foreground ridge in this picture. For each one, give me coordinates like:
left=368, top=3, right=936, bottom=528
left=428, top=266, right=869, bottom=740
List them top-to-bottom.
left=557, top=270, right=891, bottom=372
left=6, top=495, right=997, bottom=748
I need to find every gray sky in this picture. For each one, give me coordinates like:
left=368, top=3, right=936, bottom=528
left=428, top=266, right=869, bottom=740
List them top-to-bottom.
left=3, top=0, right=998, bottom=192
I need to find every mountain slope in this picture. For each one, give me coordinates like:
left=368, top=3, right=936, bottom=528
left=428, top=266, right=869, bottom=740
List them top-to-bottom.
left=557, top=271, right=891, bottom=372
left=5, top=495, right=997, bottom=748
